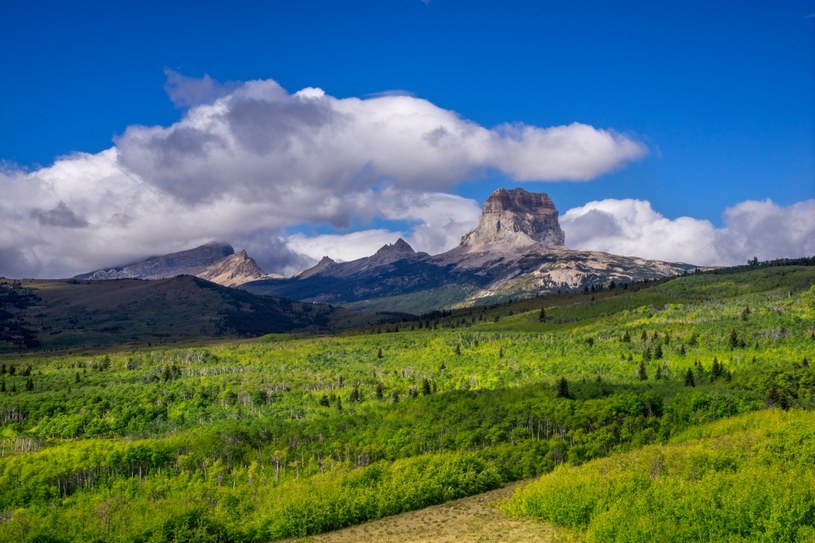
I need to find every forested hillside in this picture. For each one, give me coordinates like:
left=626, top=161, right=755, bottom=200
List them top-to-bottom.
left=0, top=264, right=813, bottom=542
left=0, top=276, right=378, bottom=352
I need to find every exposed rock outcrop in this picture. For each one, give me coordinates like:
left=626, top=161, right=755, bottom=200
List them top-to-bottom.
left=460, top=188, right=565, bottom=249
left=197, top=250, right=270, bottom=287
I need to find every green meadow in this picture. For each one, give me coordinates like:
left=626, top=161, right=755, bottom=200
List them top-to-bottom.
left=1, top=264, right=814, bottom=542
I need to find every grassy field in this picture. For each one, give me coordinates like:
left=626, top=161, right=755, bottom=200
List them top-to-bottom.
left=0, top=263, right=813, bottom=541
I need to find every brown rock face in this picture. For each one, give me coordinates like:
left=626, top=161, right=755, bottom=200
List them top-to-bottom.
left=460, top=188, right=565, bottom=248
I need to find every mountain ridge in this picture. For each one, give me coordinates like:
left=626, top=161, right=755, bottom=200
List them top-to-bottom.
left=243, top=188, right=700, bottom=313
left=76, top=242, right=280, bottom=287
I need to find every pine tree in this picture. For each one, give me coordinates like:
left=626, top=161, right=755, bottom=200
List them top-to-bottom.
left=539, top=307, right=546, bottom=322
left=729, top=329, right=739, bottom=350
left=622, top=331, right=631, bottom=343
left=455, top=344, right=461, bottom=356
left=654, top=344, right=663, bottom=359
left=377, top=348, right=383, bottom=359
left=711, top=357, right=722, bottom=379
left=638, top=360, right=648, bottom=381
left=655, top=365, right=663, bottom=380
left=684, top=368, right=696, bottom=387
left=556, top=377, right=572, bottom=399
left=422, top=378, right=432, bottom=396
left=375, top=382, right=384, bottom=399
left=349, top=386, right=360, bottom=402
left=391, top=390, right=400, bottom=403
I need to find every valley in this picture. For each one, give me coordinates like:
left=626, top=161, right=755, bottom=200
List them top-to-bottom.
left=0, top=262, right=813, bottom=542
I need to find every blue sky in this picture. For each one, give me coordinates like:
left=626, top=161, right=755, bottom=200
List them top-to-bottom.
left=1, top=1, right=814, bottom=276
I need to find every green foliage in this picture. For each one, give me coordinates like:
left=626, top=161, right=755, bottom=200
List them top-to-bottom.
left=0, top=264, right=813, bottom=541
left=505, top=409, right=815, bottom=542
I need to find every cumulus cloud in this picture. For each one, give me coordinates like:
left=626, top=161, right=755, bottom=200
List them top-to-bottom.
left=163, top=68, right=240, bottom=108
left=0, top=73, right=645, bottom=279
left=116, top=77, right=647, bottom=206
left=562, top=198, right=815, bottom=265
left=30, top=201, right=89, bottom=228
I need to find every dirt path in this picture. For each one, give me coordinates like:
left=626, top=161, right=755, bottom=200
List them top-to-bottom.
left=284, top=483, right=563, bottom=543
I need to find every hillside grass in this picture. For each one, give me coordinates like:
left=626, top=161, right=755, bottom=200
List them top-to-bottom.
left=0, top=265, right=812, bottom=541
left=505, top=409, right=815, bottom=542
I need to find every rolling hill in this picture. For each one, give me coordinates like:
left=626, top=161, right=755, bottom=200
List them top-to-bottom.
left=0, top=275, right=379, bottom=352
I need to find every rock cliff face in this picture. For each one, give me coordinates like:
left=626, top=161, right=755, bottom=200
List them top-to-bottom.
left=460, top=188, right=565, bottom=249
left=76, top=243, right=235, bottom=281
left=197, top=250, right=269, bottom=287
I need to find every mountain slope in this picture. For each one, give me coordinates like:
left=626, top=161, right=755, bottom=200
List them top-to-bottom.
left=75, top=242, right=236, bottom=281
left=0, top=276, right=376, bottom=352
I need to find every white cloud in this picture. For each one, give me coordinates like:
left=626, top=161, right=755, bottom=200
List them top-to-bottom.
left=163, top=68, right=240, bottom=108
left=0, top=74, right=643, bottom=279
left=116, top=77, right=646, bottom=206
left=377, top=190, right=482, bottom=254
left=285, top=191, right=482, bottom=266
left=562, top=198, right=815, bottom=265
left=288, top=230, right=402, bottom=263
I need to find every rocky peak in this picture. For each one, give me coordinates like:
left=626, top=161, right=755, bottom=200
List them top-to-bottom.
left=460, top=188, right=565, bottom=249
left=374, top=238, right=415, bottom=258
left=197, top=249, right=268, bottom=287
left=296, top=256, right=337, bottom=279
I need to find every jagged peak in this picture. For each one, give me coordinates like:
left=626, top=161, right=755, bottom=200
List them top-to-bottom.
left=374, top=238, right=415, bottom=256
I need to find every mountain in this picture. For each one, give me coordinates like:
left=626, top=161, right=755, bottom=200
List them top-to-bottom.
left=460, top=187, right=565, bottom=248
left=243, top=188, right=699, bottom=313
left=75, top=242, right=281, bottom=287
left=76, top=242, right=236, bottom=281
left=196, top=249, right=271, bottom=287
left=0, top=275, right=380, bottom=352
